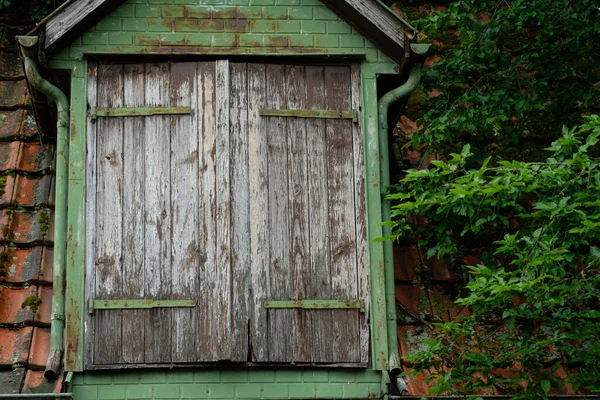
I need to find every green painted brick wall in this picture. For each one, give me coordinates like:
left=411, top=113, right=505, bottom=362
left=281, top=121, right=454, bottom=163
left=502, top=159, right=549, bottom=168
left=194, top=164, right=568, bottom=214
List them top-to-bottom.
left=51, top=0, right=397, bottom=70
left=71, top=369, right=383, bottom=399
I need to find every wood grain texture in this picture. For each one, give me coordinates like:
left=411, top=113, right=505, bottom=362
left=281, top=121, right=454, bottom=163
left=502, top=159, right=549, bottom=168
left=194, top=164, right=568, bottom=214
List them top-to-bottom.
left=45, top=0, right=107, bottom=48
left=215, top=60, right=232, bottom=361
left=84, top=61, right=98, bottom=368
left=86, top=61, right=368, bottom=367
left=197, top=61, right=218, bottom=361
left=170, top=62, right=199, bottom=362
left=230, top=62, right=250, bottom=362
left=94, top=63, right=124, bottom=365
left=121, top=63, right=145, bottom=364
left=143, top=63, right=172, bottom=363
left=247, top=63, right=270, bottom=362
left=266, top=63, right=292, bottom=362
left=351, top=64, right=370, bottom=364
left=285, top=65, right=312, bottom=363
left=305, top=66, right=334, bottom=363
left=325, top=66, right=360, bottom=363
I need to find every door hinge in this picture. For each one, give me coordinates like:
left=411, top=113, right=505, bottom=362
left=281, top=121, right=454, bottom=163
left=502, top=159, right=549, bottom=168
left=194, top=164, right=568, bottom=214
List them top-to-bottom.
left=90, top=106, right=191, bottom=119
left=259, top=108, right=358, bottom=123
left=88, top=299, right=196, bottom=314
left=264, top=299, right=365, bottom=313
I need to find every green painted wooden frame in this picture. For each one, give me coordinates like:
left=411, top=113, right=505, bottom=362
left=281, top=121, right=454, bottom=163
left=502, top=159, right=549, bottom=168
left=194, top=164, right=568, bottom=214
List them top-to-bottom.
left=61, top=55, right=393, bottom=374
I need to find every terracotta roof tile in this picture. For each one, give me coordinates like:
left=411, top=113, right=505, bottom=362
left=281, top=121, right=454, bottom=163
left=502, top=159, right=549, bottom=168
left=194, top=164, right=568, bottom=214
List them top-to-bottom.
left=0, top=23, right=59, bottom=393
left=0, top=50, right=23, bottom=78
left=0, top=80, right=28, bottom=108
left=0, top=110, right=25, bottom=139
left=19, top=110, right=39, bottom=138
left=0, top=141, right=20, bottom=170
left=17, top=142, right=55, bottom=173
left=0, top=174, right=16, bottom=206
left=12, top=175, right=54, bottom=207
left=5, top=210, right=54, bottom=244
left=393, top=245, right=420, bottom=282
left=1, top=247, right=43, bottom=284
left=39, top=247, right=54, bottom=284
left=395, top=283, right=432, bottom=323
left=0, top=285, right=37, bottom=325
left=35, top=286, right=53, bottom=326
left=0, top=326, right=33, bottom=366
left=27, top=327, right=50, bottom=369
left=0, top=368, right=26, bottom=394
left=22, top=370, right=62, bottom=394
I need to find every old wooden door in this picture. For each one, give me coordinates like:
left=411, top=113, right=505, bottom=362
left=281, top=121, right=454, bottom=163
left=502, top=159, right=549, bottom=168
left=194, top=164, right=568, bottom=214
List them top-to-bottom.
left=85, top=60, right=368, bottom=367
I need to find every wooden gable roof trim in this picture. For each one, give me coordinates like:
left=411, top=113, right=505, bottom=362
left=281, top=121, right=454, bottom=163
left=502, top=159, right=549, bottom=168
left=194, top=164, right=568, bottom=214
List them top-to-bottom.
left=40, top=0, right=416, bottom=64
left=321, top=0, right=415, bottom=66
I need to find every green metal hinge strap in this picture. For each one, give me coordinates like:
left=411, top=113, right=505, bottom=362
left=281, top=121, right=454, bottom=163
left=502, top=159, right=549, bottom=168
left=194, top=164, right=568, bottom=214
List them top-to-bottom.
left=90, top=106, right=191, bottom=119
left=259, top=108, right=358, bottom=123
left=88, top=299, right=196, bottom=314
left=264, top=299, right=365, bottom=312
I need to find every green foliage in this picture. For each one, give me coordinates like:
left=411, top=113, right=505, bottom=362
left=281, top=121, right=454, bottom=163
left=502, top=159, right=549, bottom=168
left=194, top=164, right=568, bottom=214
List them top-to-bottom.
left=0, top=0, right=64, bottom=22
left=407, top=0, right=600, bottom=161
left=389, top=116, right=600, bottom=397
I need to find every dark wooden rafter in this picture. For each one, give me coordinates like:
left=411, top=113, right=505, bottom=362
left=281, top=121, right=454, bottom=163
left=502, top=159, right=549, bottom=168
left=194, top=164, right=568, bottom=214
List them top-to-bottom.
left=40, top=0, right=415, bottom=64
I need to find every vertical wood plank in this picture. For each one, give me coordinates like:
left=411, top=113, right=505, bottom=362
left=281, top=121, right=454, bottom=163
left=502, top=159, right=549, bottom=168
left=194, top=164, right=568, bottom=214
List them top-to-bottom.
left=215, top=59, right=232, bottom=361
left=84, top=61, right=98, bottom=368
left=197, top=61, right=217, bottom=361
left=170, top=62, right=200, bottom=362
left=229, top=62, right=250, bottom=362
left=94, top=63, right=124, bottom=365
left=121, top=63, right=146, bottom=364
left=143, top=63, right=172, bottom=363
left=247, top=63, right=270, bottom=362
left=266, top=63, right=292, bottom=362
left=351, top=64, right=370, bottom=363
left=285, top=65, right=312, bottom=363
left=305, top=66, right=333, bottom=363
left=325, top=66, right=360, bottom=363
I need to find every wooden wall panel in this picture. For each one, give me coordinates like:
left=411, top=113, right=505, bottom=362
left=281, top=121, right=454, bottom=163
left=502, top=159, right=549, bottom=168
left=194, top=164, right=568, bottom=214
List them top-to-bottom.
left=87, top=61, right=367, bottom=367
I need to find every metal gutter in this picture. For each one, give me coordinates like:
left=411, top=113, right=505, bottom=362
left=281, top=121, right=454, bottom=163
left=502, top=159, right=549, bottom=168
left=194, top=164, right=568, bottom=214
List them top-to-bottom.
left=16, top=35, right=70, bottom=382
left=377, top=42, right=430, bottom=386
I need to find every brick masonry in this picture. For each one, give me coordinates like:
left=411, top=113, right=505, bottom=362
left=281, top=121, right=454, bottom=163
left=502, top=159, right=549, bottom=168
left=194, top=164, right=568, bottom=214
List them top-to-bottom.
left=51, top=0, right=395, bottom=67
left=71, top=370, right=383, bottom=400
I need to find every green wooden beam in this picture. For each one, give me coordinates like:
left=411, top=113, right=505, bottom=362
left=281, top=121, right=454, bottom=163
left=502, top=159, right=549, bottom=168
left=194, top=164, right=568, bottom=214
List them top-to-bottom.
left=91, top=106, right=191, bottom=118
left=259, top=108, right=358, bottom=122
left=89, top=299, right=196, bottom=314
left=264, top=299, right=365, bottom=312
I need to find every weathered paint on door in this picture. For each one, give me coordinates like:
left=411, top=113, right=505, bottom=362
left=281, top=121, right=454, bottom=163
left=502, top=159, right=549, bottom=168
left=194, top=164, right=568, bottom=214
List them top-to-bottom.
left=85, top=60, right=368, bottom=367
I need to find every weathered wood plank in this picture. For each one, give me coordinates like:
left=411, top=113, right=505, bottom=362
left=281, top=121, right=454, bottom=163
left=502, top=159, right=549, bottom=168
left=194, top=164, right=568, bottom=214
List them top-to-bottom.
left=44, top=0, right=107, bottom=49
left=215, top=59, right=232, bottom=361
left=84, top=61, right=98, bottom=368
left=197, top=61, right=217, bottom=361
left=170, top=62, right=200, bottom=362
left=230, top=62, right=250, bottom=362
left=94, top=63, right=124, bottom=365
left=121, top=63, right=145, bottom=364
left=143, top=63, right=172, bottom=363
left=247, top=63, right=270, bottom=362
left=266, top=63, right=292, bottom=362
left=351, top=63, right=370, bottom=363
left=285, top=65, right=312, bottom=363
left=305, top=66, right=334, bottom=363
left=325, top=66, right=360, bottom=363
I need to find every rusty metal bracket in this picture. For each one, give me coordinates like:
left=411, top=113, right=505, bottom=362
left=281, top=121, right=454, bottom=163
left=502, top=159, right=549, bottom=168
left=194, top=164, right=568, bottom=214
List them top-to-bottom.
left=90, top=106, right=191, bottom=119
left=259, top=108, right=358, bottom=123
left=88, top=299, right=196, bottom=314
left=264, top=299, right=365, bottom=312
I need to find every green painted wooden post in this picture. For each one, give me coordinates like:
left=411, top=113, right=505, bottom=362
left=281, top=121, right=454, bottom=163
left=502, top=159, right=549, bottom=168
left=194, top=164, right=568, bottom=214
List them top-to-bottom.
left=65, top=59, right=87, bottom=372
